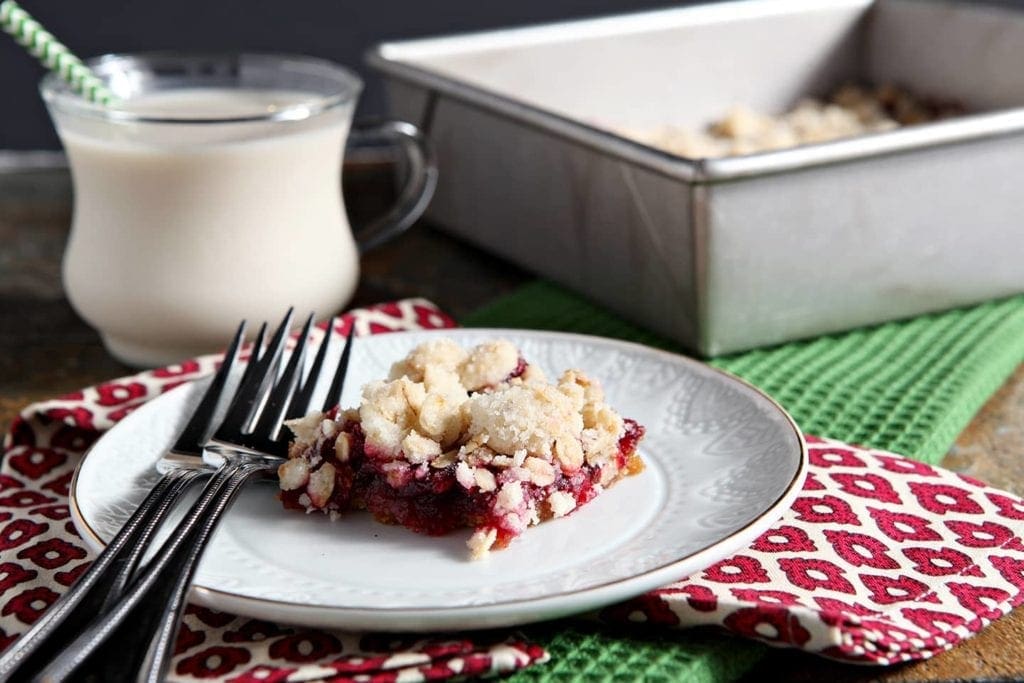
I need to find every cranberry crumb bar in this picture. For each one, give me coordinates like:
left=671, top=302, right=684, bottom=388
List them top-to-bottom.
left=277, top=338, right=645, bottom=559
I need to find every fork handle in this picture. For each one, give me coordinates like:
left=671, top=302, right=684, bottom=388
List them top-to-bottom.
left=36, top=460, right=270, bottom=682
left=112, top=462, right=269, bottom=683
left=0, top=467, right=204, bottom=682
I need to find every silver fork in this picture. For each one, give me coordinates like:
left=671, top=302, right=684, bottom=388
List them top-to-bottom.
left=34, top=311, right=355, bottom=683
left=0, top=319, right=253, bottom=683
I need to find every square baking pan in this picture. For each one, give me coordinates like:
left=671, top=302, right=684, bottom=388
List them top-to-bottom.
left=368, top=0, right=1024, bottom=356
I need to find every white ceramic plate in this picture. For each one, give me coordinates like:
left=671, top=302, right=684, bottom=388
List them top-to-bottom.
left=71, top=329, right=806, bottom=631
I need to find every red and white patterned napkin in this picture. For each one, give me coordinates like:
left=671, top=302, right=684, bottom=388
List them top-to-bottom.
left=3, top=299, right=1024, bottom=681
left=1, top=300, right=545, bottom=683
left=601, top=435, right=1024, bottom=664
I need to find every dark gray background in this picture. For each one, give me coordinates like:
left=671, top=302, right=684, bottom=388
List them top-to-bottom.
left=1, top=0, right=694, bottom=150
left=4, top=0, right=1021, bottom=150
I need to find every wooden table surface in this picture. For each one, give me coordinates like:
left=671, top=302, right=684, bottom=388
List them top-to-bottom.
left=2, top=164, right=1023, bottom=682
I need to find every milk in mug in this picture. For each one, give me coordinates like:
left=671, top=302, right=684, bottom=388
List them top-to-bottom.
left=53, top=87, right=359, bottom=365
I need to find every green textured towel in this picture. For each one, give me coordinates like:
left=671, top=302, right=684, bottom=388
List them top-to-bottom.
left=463, top=281, right=1024, bottom=683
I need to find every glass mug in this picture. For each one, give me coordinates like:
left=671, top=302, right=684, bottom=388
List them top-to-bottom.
left=41, top=53, right=435, bottom=367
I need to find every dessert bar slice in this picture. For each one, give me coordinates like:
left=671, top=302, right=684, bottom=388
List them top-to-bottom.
left=278, top=338, right=645, bottom=559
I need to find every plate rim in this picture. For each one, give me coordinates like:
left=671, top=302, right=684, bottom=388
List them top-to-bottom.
left=69, top=327, right=808, bottom=630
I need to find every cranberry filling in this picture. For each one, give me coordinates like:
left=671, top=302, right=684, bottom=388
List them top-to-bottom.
left=282, top=414, right=646, bottom=547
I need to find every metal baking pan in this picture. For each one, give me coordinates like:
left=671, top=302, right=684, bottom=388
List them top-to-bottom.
left=368, top=0, right=1024, bottom=356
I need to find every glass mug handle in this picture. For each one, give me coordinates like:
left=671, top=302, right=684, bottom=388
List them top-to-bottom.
left=346, top=120, right=438, bottom=253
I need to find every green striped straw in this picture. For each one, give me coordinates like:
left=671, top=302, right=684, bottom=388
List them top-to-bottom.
left=0, top=0, right=118, bottom=106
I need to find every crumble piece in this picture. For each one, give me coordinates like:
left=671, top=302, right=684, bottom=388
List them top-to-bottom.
left=620, top=82, right=965, bottom=158
left=279, top=338, right=645, bottom=559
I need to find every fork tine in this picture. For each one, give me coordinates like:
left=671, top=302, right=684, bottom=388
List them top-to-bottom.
left=215, top=308, right=294, bottom=440
left=251, top=313, right=315, bottom=440
left=286, top=316, right=336, bottom=420
left=170, top=320, right=246, bottom=454
left=233, top=321, right=268, bottom=391
left=321, top=326, right=355, bottom=413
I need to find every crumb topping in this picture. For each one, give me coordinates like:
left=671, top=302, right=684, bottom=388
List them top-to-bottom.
left=619, top=82, right=966, bottom=158
left=280, top=338, right=645, bottom=560
left=360, top=339, right=523, bottom=456
left=460, top=340, right=521, bottom=391
left=358, top=341, right=624, bottom=480
left=465, top=383, right=582, bottom=470
left=278, top=458, right=309, bottom=491
left=547, top=490, right=577, bottom=518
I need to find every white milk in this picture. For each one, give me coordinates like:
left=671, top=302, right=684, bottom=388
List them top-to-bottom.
left=56, top=88, right=359, bottom=365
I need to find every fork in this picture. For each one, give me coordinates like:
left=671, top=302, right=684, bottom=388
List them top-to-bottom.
left=34, top=311, right=355, bottom=682
left=0, top=319, right=255, bottom=682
